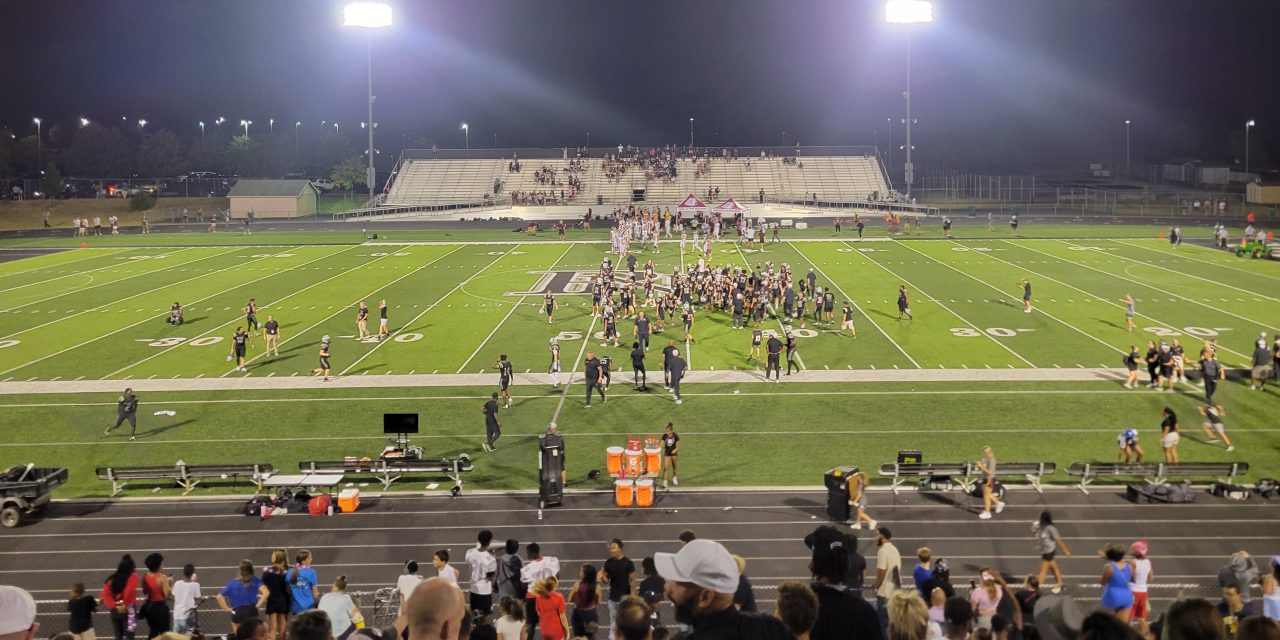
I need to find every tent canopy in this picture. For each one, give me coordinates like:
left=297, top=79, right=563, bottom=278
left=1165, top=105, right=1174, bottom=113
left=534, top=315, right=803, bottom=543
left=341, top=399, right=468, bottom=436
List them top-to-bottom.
left=676, top=194, right=709, bottom=212
left=712, top=197, right=750, bottom=214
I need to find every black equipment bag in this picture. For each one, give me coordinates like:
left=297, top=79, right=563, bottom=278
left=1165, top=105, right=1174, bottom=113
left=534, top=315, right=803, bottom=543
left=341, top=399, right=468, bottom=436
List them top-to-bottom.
left=1211, top=481, right=1251, bottom=500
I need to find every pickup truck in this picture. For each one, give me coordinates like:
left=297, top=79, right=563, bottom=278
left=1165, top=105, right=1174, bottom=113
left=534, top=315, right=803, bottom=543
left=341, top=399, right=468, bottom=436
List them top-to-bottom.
left=1, top=464, right=68, bottom=527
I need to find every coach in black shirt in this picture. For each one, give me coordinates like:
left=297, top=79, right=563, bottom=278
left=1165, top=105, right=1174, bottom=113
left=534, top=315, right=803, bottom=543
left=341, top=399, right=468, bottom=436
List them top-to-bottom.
left=584, top=353, right=605, bottom=408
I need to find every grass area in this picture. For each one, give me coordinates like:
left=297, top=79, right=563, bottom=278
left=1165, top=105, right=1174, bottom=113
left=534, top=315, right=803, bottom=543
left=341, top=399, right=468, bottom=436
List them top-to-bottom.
left=0, top=197, right=230, bottom=231
left=1, top=231, right=1276, bottom=497
left=3, top=379, right=1276, bottom=498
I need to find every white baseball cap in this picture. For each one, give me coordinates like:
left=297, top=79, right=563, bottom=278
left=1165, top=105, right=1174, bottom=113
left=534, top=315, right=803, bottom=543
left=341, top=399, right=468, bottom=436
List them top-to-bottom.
left=653, top=539, right=740, bottom=594
left=0, top=585, right=36, bottom=636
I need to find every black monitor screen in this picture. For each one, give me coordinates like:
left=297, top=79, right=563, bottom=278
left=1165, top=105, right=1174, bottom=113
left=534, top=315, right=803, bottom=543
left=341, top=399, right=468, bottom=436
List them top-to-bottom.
left=384, top=413, right=419, bottom=434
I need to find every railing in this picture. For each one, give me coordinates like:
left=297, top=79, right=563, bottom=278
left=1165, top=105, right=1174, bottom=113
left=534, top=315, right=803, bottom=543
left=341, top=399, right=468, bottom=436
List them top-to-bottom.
left=403, top=145, right=879, bottom=161
left=332, top=198, right=507, bottom=221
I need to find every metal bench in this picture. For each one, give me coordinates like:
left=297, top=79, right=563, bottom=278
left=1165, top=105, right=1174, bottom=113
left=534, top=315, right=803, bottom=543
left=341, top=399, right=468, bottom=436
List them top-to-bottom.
left=298, top=455, right=474, bottom=490
left=879, top=461, right=1056, bottom=495
left=1066, top=461, right=1249, bottom=495
left=96, top=462, right=274, bottom=497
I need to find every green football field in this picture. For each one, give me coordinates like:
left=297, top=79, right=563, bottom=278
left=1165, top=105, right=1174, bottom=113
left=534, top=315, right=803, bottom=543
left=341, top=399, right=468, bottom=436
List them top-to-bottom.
left=1, top=226, right=1277, bottom=497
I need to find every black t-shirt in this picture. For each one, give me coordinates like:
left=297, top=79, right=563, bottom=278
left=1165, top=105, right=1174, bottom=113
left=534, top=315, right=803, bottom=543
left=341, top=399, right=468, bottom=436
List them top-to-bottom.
left=380, top=305, right=388, bottom=319
left=357, top=307, right=368, bottom=321
left=636, top=316, right=650, bottom=335
left=265, top=320, right=279, bottom=335
left=233, top=332, right=248, bottom=348
left=767, top=337, right=783, bottom=356
left=661, top=346, right=677, bottom=366
left=631, top=347, right=645, bottom=367
left=668, top=356, right=687, bottom=380
left=585, top=358, right=601, bottom=380
left=498, top=361, right=513, bottom=380
left=484, top=400, right=499, bottom=423
left=1162, top=413, right=1178, bottom=433
left=663, top=431, right=679, bottom=455
left=843, top=550, right=867, bottom=593
left=603, top=556, right=635, bottom=601
left=734, top=574, right=757, bottom=613
left=638, top=575, right=665, bottom=606
left=809, top=582, right=883, bottom=640
left=1015, top=588, right=1040, bottom=619
left=68, top=595, right=97, bottom=633
left=687, top=606, right=793, bottom=640
left=469, top=622, right=498, bottom=640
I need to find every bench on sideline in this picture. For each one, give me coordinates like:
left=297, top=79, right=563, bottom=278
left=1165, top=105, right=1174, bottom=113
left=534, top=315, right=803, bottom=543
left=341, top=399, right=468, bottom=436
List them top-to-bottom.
left=298, top=455, right=474, bottom=490
left=878, top=461, right=1056, bottom=495
left=1066, top=461, right=1249, bottom=495
left=96, top=462, right=274, bottom=497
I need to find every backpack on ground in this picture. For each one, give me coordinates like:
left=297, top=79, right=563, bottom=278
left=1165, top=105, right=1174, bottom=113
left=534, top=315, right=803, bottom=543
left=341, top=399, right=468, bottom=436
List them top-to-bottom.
left=1255, top=478, right=1279, bottom=499
left=968, top=480, right=1005, bottom=500
left=1127, top=481, right=1195, bottom=504
left=1211, top=482, right=1251, bottom=500
left=308, top=494, right=332, bottom=516
left=243, top=496, right=271, bottom=517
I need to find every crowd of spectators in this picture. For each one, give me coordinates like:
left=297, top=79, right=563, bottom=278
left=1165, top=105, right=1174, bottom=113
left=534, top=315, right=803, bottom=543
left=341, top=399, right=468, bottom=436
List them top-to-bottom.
left=3, top=522, right=1277, bottom=640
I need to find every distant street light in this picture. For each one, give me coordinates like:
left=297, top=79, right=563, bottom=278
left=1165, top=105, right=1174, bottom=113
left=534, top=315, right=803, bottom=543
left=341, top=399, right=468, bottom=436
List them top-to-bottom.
left=885, top=0, right=933, bottom=198
left=344, top=1, right=393, bottom=202
left=215, top=116, right=225, bottom=126
left=33, top=117, right=42, bottom=168
left=79, top=117, right=90, bottom=127
left=269, top=118, right=274, bottom=134
left=138, top=119, right=147, bottom=129
left=240, top=119, right=252, bottom=137
left=1124, top=119, right=1131, bottom=176
left=1245, top=119, right=1257, bottom=174
left=199, top=121, right=205, bottom=138
left=295, top=121, right=301, bottom=154
left=334, top=122, right=340, bottom=134
left=461, top=122, right=469, bottom=149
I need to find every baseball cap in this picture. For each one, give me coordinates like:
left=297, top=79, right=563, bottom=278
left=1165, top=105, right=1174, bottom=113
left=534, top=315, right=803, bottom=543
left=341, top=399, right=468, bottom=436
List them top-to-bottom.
left=802, top=525, right=847, bottom=561
left=653, top=539, right=740, bottom=594
left=0, top=585, right=36, bottom=635
left=943, top=596, right=973, bottom=626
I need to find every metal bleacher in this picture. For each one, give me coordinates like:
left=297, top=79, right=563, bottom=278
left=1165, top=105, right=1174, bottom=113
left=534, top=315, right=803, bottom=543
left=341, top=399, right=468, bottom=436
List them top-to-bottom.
left=381, top=150, right=890, bottom=210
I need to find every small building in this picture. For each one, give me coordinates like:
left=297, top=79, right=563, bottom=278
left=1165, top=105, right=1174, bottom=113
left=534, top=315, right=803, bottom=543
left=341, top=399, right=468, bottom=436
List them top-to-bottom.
left=227, top=180, right=318, bottom=219
left=1247, top=181, right=1280, bottom=205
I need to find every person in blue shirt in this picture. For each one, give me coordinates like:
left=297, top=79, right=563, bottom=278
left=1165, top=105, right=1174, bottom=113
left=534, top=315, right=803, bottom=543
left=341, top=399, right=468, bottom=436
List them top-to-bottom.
left=288, top=550, right=320, bottom=614
left=215, top=560, right=268, bottom=633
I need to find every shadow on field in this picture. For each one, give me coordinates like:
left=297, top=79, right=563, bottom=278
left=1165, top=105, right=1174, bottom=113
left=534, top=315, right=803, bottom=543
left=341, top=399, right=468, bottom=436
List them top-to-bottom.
left=867, top=309, right=901, bottom=321
left=254, top=354, right=298, bottom=368
left=139, top=418, right=196, bottom=439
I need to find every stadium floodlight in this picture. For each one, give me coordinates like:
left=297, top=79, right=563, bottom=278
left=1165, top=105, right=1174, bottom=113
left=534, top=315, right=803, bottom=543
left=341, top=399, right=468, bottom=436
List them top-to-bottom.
left=885, top=0, right=933, bottom=24
left=885, top=0, right=932, bottom=199
left=343, top=2, right=392, bottom=28
left=345, top=2, right=392, bottom=202
left=215, top=116, right=226, bottom=125
left=79, top=117, right=90, bottom=127
left=33, top=118, right=42, bottom=168
left=138, top=119, right=147, bottom=129
left=1124, top=120, right=1131, bottom=176
left=1245, top=120, right=1256, bottom=174
left=199, top=121, right=205, bottom=138
left=462, top=122, right=469, bottom=149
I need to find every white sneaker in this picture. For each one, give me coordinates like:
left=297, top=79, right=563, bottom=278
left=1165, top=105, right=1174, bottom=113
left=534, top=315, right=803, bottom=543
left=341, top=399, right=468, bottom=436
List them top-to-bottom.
left=675, top=399, right=682, bottom=405
left=1226, top=445, right=1235, bottom=452
left=673, top=477, right=679, bottom=486
left=663, top=481, right=668, bottom=489
left=995, top=501, right=1006, bottom=514
left=979, top=511, right=992, bottom=520
left=868, top=520, right=878, bottom=530
left=851, top=523, right=862, bottom=530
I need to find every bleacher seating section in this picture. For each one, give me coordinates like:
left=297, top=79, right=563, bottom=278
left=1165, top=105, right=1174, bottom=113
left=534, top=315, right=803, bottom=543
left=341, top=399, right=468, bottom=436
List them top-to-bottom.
left=384, top=155, right=889, bottom=208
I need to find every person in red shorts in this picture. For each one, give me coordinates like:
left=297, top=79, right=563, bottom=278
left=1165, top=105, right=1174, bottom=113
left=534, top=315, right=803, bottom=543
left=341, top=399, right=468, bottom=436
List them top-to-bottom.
left=1129, top=540, right=1153, bottom=622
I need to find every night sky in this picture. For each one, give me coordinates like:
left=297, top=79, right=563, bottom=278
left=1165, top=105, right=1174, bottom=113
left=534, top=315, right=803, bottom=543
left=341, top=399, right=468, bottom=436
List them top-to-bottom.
left=2, top=0, right=1276, bottom=171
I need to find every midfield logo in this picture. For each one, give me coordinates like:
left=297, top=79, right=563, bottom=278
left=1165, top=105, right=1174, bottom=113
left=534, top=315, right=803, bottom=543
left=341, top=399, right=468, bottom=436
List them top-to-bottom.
left=507, top=270, right=674, bottom=296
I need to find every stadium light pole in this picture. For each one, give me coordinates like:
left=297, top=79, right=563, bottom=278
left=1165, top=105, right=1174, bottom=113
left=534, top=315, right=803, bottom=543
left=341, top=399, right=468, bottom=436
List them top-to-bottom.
left=885, top=0, right=933, bottom=199
left=344, top=1, right=392, bottom=203
left=32, top=117, right=41, bottom=168
left=269, top=118, right=274, bottom=134
left=689, top=118, right=694, bottom=147
left=1124, top=119, right=1131, bottom=177
left=240, top=120, right=252, bottom=137
left=1245, top=120, right=1256, bottom=174
left=199, top=121, right=205, bottom=138
left=295, top=121, right=301, bottom=155
left=461, top=123, right=469, bottom=149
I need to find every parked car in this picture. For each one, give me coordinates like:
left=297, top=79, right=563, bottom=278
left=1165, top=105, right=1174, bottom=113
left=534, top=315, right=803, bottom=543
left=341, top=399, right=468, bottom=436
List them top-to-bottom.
left=178, top=171, right=218, bottom=182
left=310, top=178, right=336, bottom=191
left=108, top=183, right=139, bottom=197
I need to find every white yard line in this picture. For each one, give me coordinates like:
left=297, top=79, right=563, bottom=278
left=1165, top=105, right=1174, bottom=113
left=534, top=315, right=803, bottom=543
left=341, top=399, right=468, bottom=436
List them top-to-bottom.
left=1054, top=239, right=1279, bottom=331
left=1111, top=239, right=1280, bottom=289
left=900, top=240, right=1125, bottom=356
left=844, top=241, right=1036, bottom=367
left=1007, top=242, right=1263, bottom=360
left=791, top=243, right=922, bottom=368
left=107, top=244, right=374, bottom=379
left=455, top=244, right=573, bottom=373
left=226, top=245, right=467, bottom=377
left=0, top=247, right=315, bottom=377
left=0, top=247, right=222, bottom=316
left=0, top=247, right=133, bottom=279
left=0, top=248, right=147, bottom=294
left=338, top=249, right=513, bottom=376
left=550, top=313, right=599, bottom=425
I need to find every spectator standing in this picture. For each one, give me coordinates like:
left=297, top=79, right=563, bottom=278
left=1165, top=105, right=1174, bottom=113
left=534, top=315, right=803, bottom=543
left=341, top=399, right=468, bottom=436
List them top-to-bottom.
left=104, top=388, right=139, bottom=441
left=1032, top=511, right=1071, bottom=592
left=804, top=525, right=882, bottom=640
left=874, top=527, right=903, bottom=632
left=466, top=530, right=498, bottom=615
left=844, top=531, right=869, bottom=599
left=602, top=539, right=636, bottom=640
left=654, top=539, right=792, bottom=640
left=495, top=540, right=524, bottom=599
left=1130, top=541, right=1154, bottom=622
left=520, top=543, right=560, bottom=640
left=1100, top=544, right=1134, bottom=618
left=262, top=549, right=290, bottom=640
left=913, top=549, right=933, bottom=595
left=288, top=550, right=320, bottom=615
left=433, top=550, right=458, bottom=585
left=1219, top=551, right=1261, bottom=606
left=140, top=553, right=172, bottom=637
left=101, top=554, right=140, bottom=640
left=732, top=555, right=757, bottom=613
left=1262, top=556, right=1280, bottom=622
left=637, top=558, right=666, bottom=625
left=215, top=560, right=267, bottom=633
left=397, top=560, right=425, bottom=610
left=569, top=564, right=602, bottom=639
left=171, top=565, right=200, bottom=637
left=969, top=569, right=1002, bottom=630
left=318, top=576, right=362, bottom=640
left=532, top=577, right=569, bottom=640
left=402, top=578, right=466, bottom=640
left=774, top=580, right=820, bottom=640
left=68, top=583, right=98, bottom=640
left=0, top=585, right=37, bottom=640
left=1218, top=585, right=1255, bottom=638
left=887, top=590, right=941, bottom=640
left=495, top=596, right=526, bottom=640
left=612, top=596, right=654, bottom=640
left=942, top=597, right=973, bottom=640
left=1165, top=598, right=1224, bottom=640
left=288, top=610, right=333, bottom=640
